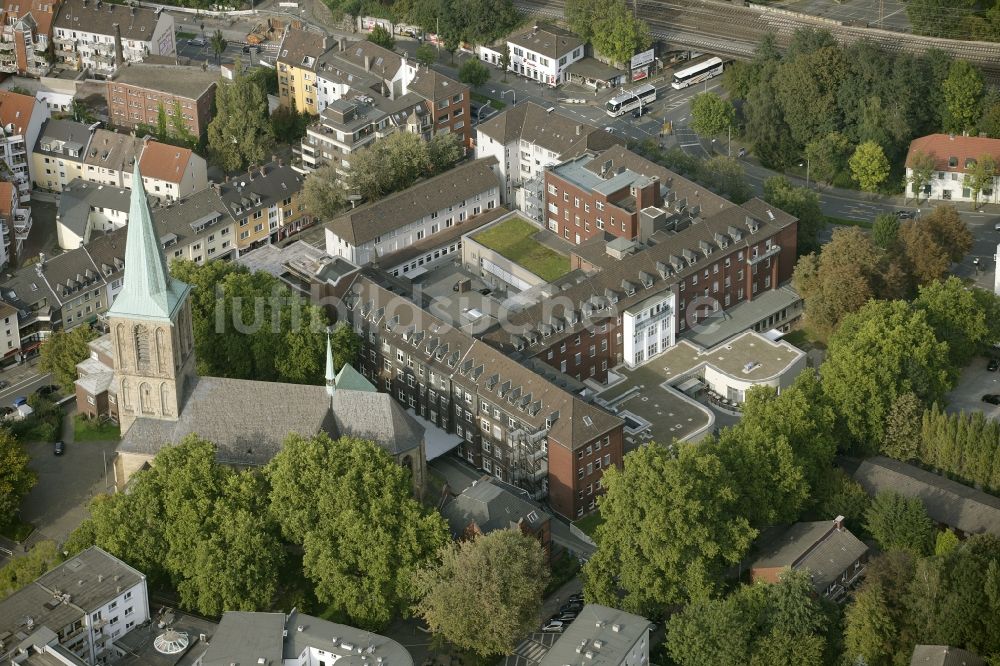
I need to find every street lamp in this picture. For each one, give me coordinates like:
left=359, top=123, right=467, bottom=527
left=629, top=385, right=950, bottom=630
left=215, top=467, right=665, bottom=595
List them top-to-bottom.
left=492, top=88, right=515, bottom=106
left=798, top=156, right=810, bottom=188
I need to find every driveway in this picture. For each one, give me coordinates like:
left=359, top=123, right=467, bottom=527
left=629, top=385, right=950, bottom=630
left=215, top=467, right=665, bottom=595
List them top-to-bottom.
left=946, top=356, right=1000, bottom=419
left=18, top=412, right=118, bottom=547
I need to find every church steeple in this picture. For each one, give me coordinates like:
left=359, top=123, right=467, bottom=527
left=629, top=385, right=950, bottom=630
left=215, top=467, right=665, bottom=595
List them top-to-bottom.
left=107, top=162, right=190, bottom=322
left=108, top=163, right=197, bottom=434
left=325, top=331, right=335, bottom=396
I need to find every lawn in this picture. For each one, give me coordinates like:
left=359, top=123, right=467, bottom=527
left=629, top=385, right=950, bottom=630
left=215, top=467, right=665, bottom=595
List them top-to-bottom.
left=175, top=30, right=197, bottom=40
left=471, top=92, right=506, bottom=111
left=825, top=215, right=872, bottom=229
left=473, top=218, right=570, bottom=282
left=783, top=325, right=827, bottom=350
left=72, top=414, right=120, bottom=442
left=573, top=510, right=604, bottom=538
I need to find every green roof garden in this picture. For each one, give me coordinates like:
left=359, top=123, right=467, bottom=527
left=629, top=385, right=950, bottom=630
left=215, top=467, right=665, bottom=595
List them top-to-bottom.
left=472, top=217, right=570, bottom=282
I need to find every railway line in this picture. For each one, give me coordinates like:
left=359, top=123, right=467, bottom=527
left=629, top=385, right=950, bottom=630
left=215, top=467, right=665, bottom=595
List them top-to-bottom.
left=516, top=0, right=1000, bottom=76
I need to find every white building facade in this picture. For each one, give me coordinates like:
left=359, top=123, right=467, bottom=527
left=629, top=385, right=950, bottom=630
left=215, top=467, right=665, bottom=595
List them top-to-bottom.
left=53, top=0, right=175, bottom=75
left=477, top=25, right=585, bottom=86
left=905, top=134, right=1000, bottom=204
left=622, top=291, right=676, bottom=368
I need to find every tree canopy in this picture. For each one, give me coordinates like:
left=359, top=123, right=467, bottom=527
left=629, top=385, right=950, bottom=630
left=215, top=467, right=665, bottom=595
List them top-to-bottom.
left=566, top=0, right=650, bottom=65
left=207, top=65, right=274, bottom=172
left=690, top=92, right=735, bottom=137
left=346, top=131, right=464, bottom=201
left=302, top=164, right=347, bottom=221
left=762, top=176, right=824, bottom=255
left=168, top=260, right=345, bottom=385
left=39, top=325, right=98, bottom=394
left=0, top=429, right=34, bottom=532
left=267, top=433, right=448, bottom=629
left=864, top=491, right=935, bottom=556
left=415, top=530, right=548, bottom=656
left=0, top=540, right=61, bottom=600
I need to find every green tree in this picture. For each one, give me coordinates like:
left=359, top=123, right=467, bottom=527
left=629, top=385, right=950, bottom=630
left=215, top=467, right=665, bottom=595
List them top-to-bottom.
left=565, top=0, right=602, bottom=42
left=589, top=0, right=651, bottom=66
left=907, top=0, right=975, bottom=38
left=368, top=24, right=396, bottom=50
left=210, top=29, right=227, bottom=66
left=415, top=42, right=436, bottom=68
left=499, top=44, right=511, bottom=81
left=774, top=45, right=846, bottom=147
left=458, top=57, right=490, bottom=88
left=941, top=59, right=983, bottom=134
left=207, top=65, right=274, bottom=172
left=690, top=92, right=735, bottom=138
left=169, top=100, right=197, bottom=148
left=156, top=102, right=169, bottom=142
left=270, top=104, right=312, bottom=144
left=346, top=131, right=432, bottom=200
left=803, top=131, right=851, bottom=184
left=425, top=132, right=464, bottom=172
left=849, top=140, right=891, bottom=192
left=907, top=149, right=937, bottom=199
left=964, top=154, right=997, bottom=207
left=701, top=156, right=752, bottom=203
left=302, top=164, right=346, bottom=220
left=762, top=176, right=824, bottom=255
left=899, top=207, right=973, bottom=286
left=872, top=213, right=900, bottom=249
left=169, top=260, right=330, bottom=384
left=913, top=276, right=991, bottom=367
left=821, top=299, right=951, bottom=452
left=329, top=321, right=361, bottom=373
left=39, top=325, right=98, bottom=394
left=881, top=391, right=923, bottom=461
left=0, top=430, right=34, bottom=532
left=267, top=433, right=448, bottom=629
left=583, top=442, right=756, bottom=616
left=808, top=469, right=870, bottom=533
left=864, top=490, right=935, bottom=556
left=935, top=528, right=960, bottom=556
left=415, top=530, right=547, bottom=657
left=0, top=541, right=61, bottom=600
left=843, top=584, right=899, bottom=666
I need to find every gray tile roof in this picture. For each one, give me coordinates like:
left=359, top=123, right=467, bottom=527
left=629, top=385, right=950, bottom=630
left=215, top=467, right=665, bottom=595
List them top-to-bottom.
left=54, top=0, right=164, bottom=40
left=507, top=25, right=585, bottom=60
left=277, top=27, right=330, bottom=72
left=336, top=39, right=405, bottom=80
left=111, top=64, right=218, bottom=100
left=407, top=67, right=466, bottom=103
left=477, top=101, right=622, bottom=156
left=34, top=118, right=94, bottom=162
left=84, top=129, right=141, bottom=172
left=327, top=158, right=499, bottom=246
left=217, top=163, right=304, bottom=221
left=57, top=178, right=130, bottom=242
left=151, top=186, right=235, bottom=250
left=35, top=241, right=105, bottom=306
left=117, top=376, right=423, bottom=465
left=854, top=456, right=1000, bottom=536
left=442, top=477, right=550, bottom=537
left=752, top=520, right=868, bottom=592
left=0, top=546, right=144, bottom=653
left=538, top=604, right=649, bottom=666
left=910, top=645, right=985, bottom=666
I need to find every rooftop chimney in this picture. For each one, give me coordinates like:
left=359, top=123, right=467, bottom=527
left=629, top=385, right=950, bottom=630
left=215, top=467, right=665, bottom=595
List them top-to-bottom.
left=364, top=55, right=370, bottom=70
left=834, top=515, right=845, bottom=531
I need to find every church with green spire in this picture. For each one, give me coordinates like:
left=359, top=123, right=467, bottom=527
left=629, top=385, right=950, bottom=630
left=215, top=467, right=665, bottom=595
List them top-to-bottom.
left=79, top=164, right=427, bottom=495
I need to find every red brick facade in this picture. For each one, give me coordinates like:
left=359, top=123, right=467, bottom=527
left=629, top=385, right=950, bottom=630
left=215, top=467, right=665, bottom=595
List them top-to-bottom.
left=107, top=80, right=216, bottom=138
left=545, top=169, right=662, bottom=244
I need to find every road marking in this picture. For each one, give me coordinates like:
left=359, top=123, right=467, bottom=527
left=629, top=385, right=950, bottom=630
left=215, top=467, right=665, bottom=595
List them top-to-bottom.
left=680, top=142, right=701, bottom=147
left=0, top=372, right=46, bottom=399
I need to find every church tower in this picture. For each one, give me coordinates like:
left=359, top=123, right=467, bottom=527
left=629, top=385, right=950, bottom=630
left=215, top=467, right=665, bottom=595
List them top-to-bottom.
left=109, top=163, right=197, bottom=434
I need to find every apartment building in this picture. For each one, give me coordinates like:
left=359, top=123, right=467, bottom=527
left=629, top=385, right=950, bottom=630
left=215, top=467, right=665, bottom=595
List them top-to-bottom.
left=0, top=0, right=61, bottom=77
left=53, top=0, right=175, bottom=75
left=478, top=24, right=585, bottom=86
left=275, top=27, right=335, bottom=114
left=106, top=64, right=218, bottom=137
left=407, top=67, right=472, bottom=148
left=0, top=89, right=49, bottom=201
left=297, top=93, right=431, bottom=175
left=475, top=101, right=622, bottom=212
left=32, top=118, right=95, bottom=190
left=82, top=128, right=140, bottom=187
left=905, top=134, right=1000, bottom=203
left=137, top=141, right=207, bottom=201
left=478, top=146, right=799, bottom=384
left=324, top=157, right=500, bottom=265
left=216, top=162, right=309, bottom=254
left=56, top=178, right=129, bottom=249
left=0, top=179, right=29, bottom=264
left=157, top=186, right=239, bottom=264
left=336, top=268, right=624, bottom=519
left=0, top=300, right=20, bottom=362
left=0, top=546, right=150, bottom=666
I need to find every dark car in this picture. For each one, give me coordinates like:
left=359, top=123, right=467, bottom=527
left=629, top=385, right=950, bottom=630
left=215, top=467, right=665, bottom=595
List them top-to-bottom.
left=242, top=44, right=260, bottom=54
left=632, top=106, right=648, bottom=118
left=894, top=210, right=916, bottom=219
left=989, top=358, right=999, bottom=372
left=0, top=380, right=8, bottom=389
left=35, top=384, right=59, bottom=398
left=983, top=394, right=1000, bottom=405
left=12, top=396, right=27, bottom=407
left=54, top=440, right=65, bottom=455
left=568, top=592, right=583, bottom=601
left=560, top=601, right=583, bottom=613
left=552, top=612, right=578, bottom=623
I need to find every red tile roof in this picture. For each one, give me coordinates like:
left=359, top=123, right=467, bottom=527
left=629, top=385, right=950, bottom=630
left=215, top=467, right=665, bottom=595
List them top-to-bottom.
left=2, top=0, right=59, bottom=38
left=0, top=91, right=37, bottom=135
left=906, top=134, right=1000, bottom=174
left=139, top=141, right=192, bottom=185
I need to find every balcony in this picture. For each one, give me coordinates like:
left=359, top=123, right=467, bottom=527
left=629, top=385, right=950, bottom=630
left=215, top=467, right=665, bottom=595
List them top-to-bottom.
left=0, top=41, right=14, bottom=51
left=56, top=41, right=76, bottom=53
left=0, top=62, right=15, bottom=74
left=27, top=65, right=47, bottom=77
left=747, top=244, right=781, bottom=266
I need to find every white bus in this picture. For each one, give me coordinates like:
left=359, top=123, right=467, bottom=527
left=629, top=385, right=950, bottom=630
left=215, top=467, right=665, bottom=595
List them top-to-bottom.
left=671, top=56, right=725, bottom=90
left=606, top=84, right=657, bottom=117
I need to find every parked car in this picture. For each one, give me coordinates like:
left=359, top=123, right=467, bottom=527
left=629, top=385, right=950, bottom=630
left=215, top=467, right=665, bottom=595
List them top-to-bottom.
left=188, top=38, right=206, bottom=46
left=242, top=44, right=260, bottom=54
left=631, top=106, right=648, bottom=118
left=604, top=126, right=615, bottom=133
left=894, top=210, right=915, bottom=219
left=995, top=221, right=1000, bottom=231
left=989, top=358, right=999, bottom=372
left=35, top=384, right=59, bottom=398
left=982, top=394, right=1000, bottom=405
left=12, top=396, right=27, bottom=407
left=0, top=406, right=13, bottom=418
left=54, top=440, right=65, bottom=455
left=568, top=592, right=584, bottom=602
left=560, top=602, right=583, bottom=613
left=552, top=612, right=578, bottom=623
left=541, top=620, right=566, bottom=633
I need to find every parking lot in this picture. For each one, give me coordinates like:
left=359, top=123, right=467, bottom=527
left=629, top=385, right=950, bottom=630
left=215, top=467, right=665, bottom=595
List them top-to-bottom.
left=946, top=355, right=1000, bottom=418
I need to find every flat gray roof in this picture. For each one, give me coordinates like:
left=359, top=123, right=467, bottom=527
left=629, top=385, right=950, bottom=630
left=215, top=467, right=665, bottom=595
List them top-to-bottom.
left=112, top=65, right=218, bottom=100
left=683, top=285, right=802, bottom=348
left=538, top=604, right=649, bottom=666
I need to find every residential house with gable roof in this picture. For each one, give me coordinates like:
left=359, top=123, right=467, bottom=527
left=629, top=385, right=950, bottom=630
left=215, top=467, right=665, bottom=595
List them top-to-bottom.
left=477, top=24, right=586, bottom=86
left=0, top=89, right=49, bottom=201
left=32, top=118, right=96, bottom=191
left=905, top=134, right=1000, bottom=204
left=137, top=140, right=207, bottom=202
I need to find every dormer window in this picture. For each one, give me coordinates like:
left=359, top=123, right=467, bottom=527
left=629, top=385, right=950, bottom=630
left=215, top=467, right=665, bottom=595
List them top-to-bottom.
left=948, top=156, right=958, bottom=168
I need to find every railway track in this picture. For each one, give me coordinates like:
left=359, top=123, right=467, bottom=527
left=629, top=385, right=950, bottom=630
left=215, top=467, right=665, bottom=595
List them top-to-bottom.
left=516, top=0, right=1000, bottom=74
